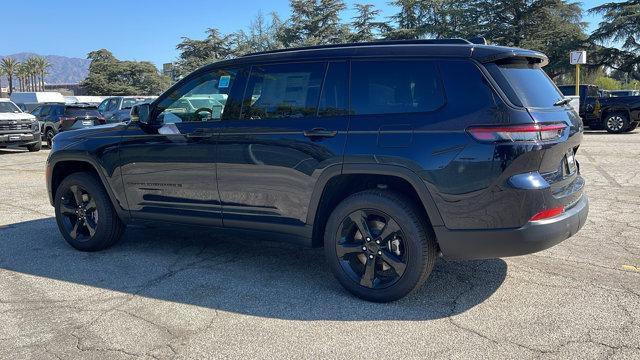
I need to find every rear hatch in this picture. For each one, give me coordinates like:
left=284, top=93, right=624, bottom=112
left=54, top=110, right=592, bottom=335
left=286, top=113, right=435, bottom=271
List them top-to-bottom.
left=483, top=58, right=585, bottom=215
left=59, top=105, right=105, bottom=131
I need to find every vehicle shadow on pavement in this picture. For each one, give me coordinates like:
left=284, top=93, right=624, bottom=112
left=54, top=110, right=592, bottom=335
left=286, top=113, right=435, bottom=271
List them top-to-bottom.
left=0, top=218, right=507, bottom=320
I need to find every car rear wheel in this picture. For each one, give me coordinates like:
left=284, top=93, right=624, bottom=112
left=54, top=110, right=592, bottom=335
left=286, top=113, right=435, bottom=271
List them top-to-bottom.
left=604, top=112, right=630, bottom=134
left=45, top=129, right=55, bottom=148
left=54, top=172, right=124, bottom=251
left=324, top=190, right=438, bottom=302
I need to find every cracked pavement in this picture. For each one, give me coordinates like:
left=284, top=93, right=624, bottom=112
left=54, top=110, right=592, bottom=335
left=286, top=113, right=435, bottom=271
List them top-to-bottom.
left=0, top=131, right=639, bottom=359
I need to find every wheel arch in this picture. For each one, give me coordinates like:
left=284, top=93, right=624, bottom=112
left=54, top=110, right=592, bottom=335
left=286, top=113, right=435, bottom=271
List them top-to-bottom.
left=48, top=155, right=129, bottom=222
left=307, top=164, right=444, bottom=247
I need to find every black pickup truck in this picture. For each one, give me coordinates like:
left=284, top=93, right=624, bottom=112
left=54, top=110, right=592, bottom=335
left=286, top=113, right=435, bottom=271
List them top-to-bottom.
left=558, top=84, right=640, bottom=133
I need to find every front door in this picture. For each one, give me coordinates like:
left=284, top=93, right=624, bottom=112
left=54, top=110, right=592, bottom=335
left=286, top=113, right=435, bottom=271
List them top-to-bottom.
left=216, top=61, right=350, bottom=236
left=117, top=67, right=241, bottom=226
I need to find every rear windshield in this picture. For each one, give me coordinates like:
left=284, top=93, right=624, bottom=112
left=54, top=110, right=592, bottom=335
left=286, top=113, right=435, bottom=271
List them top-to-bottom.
left=486, top=61, right=564, bottom=108
left=0, top=102, right=21, bottom=113
left=65, top=107, right=100, bottom=117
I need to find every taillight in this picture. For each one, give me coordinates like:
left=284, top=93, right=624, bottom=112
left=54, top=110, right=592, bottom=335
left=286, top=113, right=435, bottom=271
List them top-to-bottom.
left=59, top=116, right=75, bottom=125
left=97, top=116, right=106, bottom=124
left=467, top=123, right=566, bottom=142
left=530, top=207, right=564, bottom=221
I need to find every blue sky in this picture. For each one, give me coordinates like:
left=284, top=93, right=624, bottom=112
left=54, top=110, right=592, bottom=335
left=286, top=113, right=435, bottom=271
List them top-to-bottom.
left=2, top=0, right=607, bottom=66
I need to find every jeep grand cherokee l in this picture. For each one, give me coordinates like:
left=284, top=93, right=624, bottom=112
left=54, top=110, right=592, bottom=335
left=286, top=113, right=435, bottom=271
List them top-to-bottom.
left=46, top=40, right=588, bottom=302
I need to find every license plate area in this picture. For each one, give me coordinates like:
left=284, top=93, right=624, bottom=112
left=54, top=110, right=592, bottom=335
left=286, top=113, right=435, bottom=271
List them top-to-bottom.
left=82, top=120, right=93, bottom=126
left=8, top=135, right=21, bottom=141
left=565, top=148, right=577, bottom=175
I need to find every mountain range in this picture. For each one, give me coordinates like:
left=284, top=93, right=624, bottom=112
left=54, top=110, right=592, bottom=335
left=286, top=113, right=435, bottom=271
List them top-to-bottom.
left=0, top=53, right=90, bottom=85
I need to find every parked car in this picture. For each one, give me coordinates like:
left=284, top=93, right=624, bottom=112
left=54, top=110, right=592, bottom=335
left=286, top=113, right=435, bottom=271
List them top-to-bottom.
left=47, top=39, right=588, bottom=302
left=558, top=84, right=640, bottom=133
left=9, top=92, right=66, bottom=113
left=64, top=96, right=106, bottom=106
left=98, top=96, right=157, bottom=120
left=104, top=97, right=157, bottom=123
left=0, top=99, right=41, bottom=152
left=32, top=103, right=106, bottom=148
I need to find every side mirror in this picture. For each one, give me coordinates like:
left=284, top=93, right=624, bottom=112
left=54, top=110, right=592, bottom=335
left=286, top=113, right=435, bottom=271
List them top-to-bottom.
left=130, top=103, right=151, bottom=124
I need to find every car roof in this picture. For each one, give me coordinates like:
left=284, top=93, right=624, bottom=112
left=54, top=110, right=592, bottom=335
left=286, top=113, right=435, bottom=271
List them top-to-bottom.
left=208, top=39, right=548, bottom=69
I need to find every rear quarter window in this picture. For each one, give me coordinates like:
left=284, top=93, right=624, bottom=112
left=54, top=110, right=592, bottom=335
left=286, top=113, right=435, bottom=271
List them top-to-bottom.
left=350, top=59, right=445, bottom=115
left=485, top=60, right=564, bottom=108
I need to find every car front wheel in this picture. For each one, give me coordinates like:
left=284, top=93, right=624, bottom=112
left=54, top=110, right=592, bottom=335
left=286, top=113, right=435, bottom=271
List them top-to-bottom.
left=54, top=172, right=124, bottom=251
left=324, top=190, right=438, bottom=302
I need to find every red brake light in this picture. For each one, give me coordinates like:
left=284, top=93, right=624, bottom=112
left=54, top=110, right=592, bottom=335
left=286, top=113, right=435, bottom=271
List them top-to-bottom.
left=59, top=116, right=75, bottom=124
left=467, top=124, right=566, bottom=142
left=530, top=207, right=564, bottom=221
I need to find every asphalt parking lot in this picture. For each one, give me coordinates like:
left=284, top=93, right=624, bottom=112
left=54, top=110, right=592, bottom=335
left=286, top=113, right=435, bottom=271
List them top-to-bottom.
left=0, top=131, right=639, bottom=359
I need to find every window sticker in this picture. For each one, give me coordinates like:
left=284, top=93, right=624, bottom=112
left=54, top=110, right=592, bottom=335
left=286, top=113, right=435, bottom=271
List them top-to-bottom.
left=219, top=75, right=231, bottom=89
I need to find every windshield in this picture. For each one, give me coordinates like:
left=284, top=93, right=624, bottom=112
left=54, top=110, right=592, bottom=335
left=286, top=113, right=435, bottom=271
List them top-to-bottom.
left=486, top=61, right=564, bottom=108
left=122, top=98, right=149, bottom=109
left=0, top=102, right=21, bottom=113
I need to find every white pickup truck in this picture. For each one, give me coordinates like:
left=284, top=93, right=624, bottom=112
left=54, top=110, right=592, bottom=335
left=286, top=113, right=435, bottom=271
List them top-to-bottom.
left=0, top=99, right=42, bottom=152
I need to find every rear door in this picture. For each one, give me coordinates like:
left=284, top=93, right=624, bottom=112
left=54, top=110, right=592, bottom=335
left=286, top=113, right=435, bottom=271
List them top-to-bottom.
left=216, top=61, right=349, bottom=236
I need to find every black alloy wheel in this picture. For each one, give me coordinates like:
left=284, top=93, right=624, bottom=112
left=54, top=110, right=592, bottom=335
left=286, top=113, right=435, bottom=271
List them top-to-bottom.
left=54, top=172, right=124, bottom=251
left=59, top=184, right=99, bottom=242
left=324, top=190, right=438, bottom=302
left=335, top=209, right=408, bottom=289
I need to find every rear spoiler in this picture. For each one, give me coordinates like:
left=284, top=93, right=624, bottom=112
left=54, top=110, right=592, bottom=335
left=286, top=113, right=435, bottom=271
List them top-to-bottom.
left=474, top=48, right=549, bottom=67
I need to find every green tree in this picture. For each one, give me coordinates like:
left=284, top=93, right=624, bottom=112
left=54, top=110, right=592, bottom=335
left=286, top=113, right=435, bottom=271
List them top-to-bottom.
left=278, top=0, right=349, bottom=46
left=385, top=0, right=424, bottom=39
left=481, top=0, right=587, bottom=79
left=589, top=0, right=640, bottom=81
left=349, top=3, right=383, bottom=42
left=233, top=12, right=284, bottom=55
left=175, top=28, right=235, bottom=75
left=81, top=49, right=170, bottom=95
left=0, top=57, right=18, bottom=95
left=34, top=57, right=51, bottom=91
left=593, top=76, right=621, bottom=90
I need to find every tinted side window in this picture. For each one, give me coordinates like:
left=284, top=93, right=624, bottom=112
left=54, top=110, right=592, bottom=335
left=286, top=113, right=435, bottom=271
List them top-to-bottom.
left=351, top=60, right=445, bottom=115
left=438, top=60, right=496, bottom=113
left=318, top=61, right=348, bottom=117
left=242, top=62, right=325, bottom=120
left=156, top=68, right=238, bottom=124
left=98, top=100, right=108, bottom=112
left=40, top=106, right=51, bottom=116
left=31, top=107, right=41, bottom=116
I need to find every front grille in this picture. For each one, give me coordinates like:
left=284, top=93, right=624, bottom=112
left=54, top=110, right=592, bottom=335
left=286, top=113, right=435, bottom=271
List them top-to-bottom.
left=0, top=120, right=34, bottom=131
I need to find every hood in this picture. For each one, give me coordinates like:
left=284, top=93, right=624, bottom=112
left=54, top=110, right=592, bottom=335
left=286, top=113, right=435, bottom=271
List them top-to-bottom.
left=0, top=112, right=36, bottom=121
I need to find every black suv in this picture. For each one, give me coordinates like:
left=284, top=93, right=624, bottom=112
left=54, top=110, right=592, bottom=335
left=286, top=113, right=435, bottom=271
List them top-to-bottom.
left=46, top=40, right=588, bottom=302
left=32, top=103, right=106, bottom=147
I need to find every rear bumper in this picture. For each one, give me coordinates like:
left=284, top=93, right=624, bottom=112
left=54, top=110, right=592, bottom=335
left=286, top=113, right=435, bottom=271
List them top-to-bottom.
left=0, top=133, right=41, bottom=147
left=435, top=195, right=589, bottom=260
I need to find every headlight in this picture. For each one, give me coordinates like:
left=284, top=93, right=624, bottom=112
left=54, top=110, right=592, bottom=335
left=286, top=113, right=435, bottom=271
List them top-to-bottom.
left=31, top=120, right=39, bottom=132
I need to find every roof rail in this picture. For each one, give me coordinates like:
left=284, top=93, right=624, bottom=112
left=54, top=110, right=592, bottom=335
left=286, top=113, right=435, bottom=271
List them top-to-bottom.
left=243, top=38, right=473, bottom=57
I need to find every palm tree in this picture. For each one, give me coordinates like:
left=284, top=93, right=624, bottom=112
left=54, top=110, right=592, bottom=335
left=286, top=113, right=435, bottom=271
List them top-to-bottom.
left=0, top=57, right=18, bottom=95
left=26, top=57, right=38, bottom=91
left=34, top=57, right=51, bottom=91
left=17, top=63, right=29, bottom=92
left=0, top=67, right=4, bottom=97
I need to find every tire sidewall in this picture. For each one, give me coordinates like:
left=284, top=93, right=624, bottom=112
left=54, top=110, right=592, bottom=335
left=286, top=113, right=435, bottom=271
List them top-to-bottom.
left=604, top=112, right=629, bottom=134
left=54, top=173, right=116, bottom=251
left=324, top=192, right=431, bottom=302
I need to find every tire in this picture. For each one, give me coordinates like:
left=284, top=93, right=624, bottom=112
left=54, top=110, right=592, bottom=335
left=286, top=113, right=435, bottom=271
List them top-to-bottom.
left=604, top=112, right=630, bottom=134
left=625, top=122, right=638, bottom=133
left=45, top=128, right=55, bottom=148
left=26, top=141, right=41, bottom=152
left=54, top=172, right=125, bottom=251
left=324, top=190, right=438, bottom=302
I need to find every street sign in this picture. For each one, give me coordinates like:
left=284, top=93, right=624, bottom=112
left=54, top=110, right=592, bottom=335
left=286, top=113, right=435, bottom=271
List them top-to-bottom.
left=570, top=51, right=587, bottom=65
